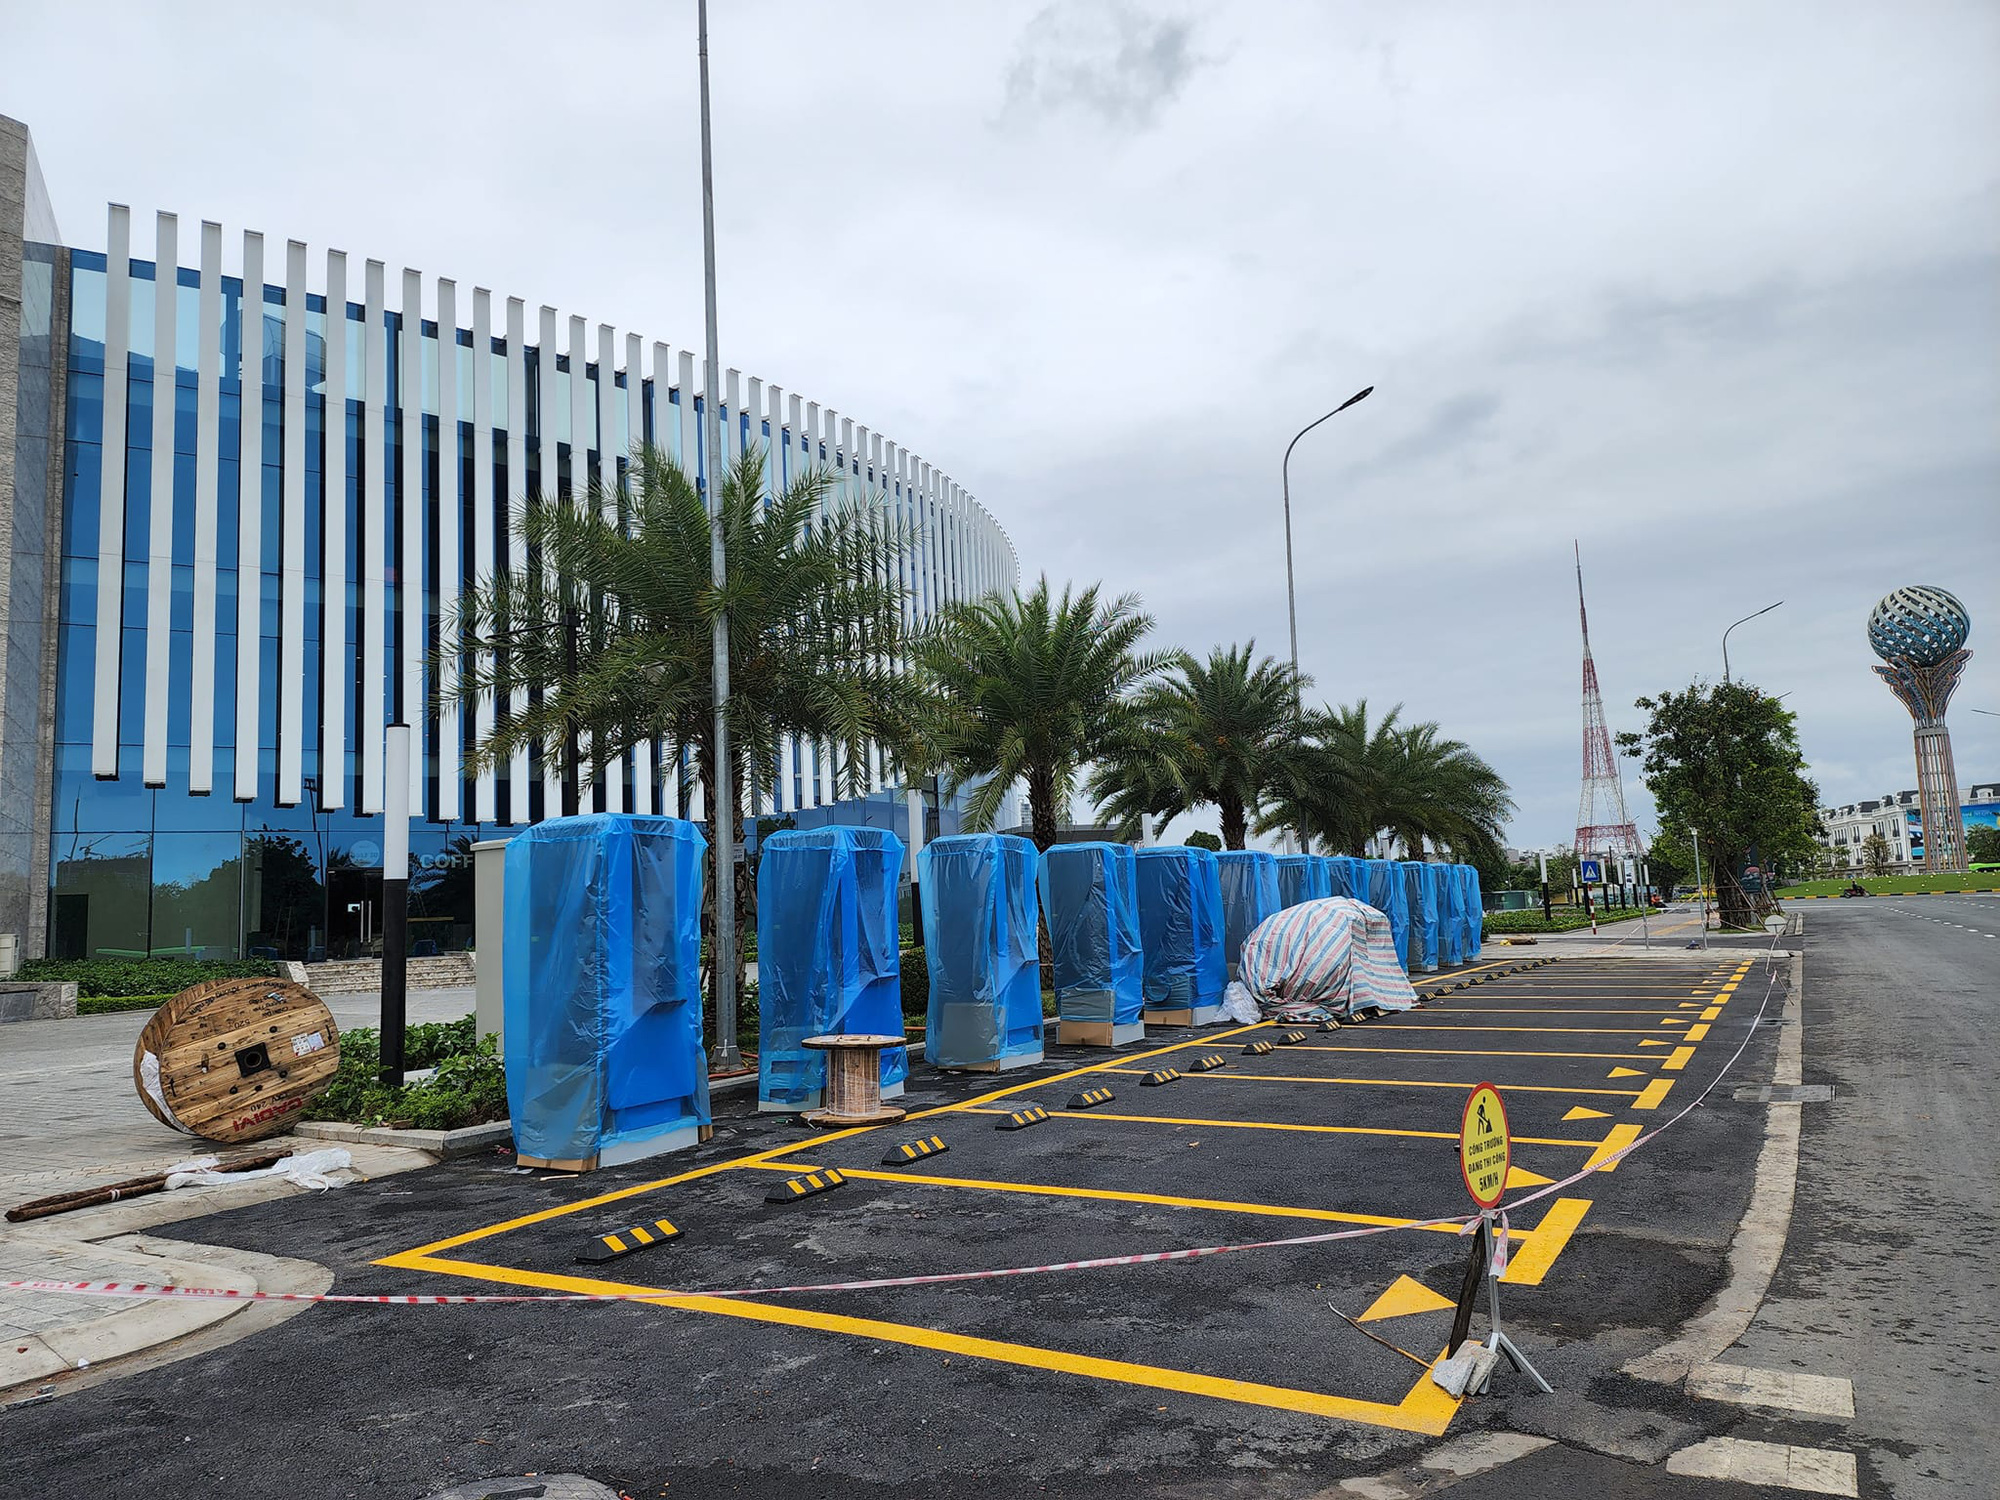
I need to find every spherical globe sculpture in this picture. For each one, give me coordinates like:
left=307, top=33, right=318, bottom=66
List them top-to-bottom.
left=1867, top=585, right=1970, bottom=667
left=1867, top=585, right=1972, bottom=874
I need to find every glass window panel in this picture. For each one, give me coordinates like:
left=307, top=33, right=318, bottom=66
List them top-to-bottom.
left=128, top=270, right=154, bottom=360
left=53, top=622, right=95, bottom=745
left=49, top=829, right=151, bottom=960
left=150, top=830, right=244, bottom=958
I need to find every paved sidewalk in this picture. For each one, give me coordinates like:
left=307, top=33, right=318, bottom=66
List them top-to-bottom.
left=0, top=987, right=472, bottom=1205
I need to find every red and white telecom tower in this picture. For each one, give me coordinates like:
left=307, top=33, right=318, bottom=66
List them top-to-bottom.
left=1573, top=544, right=1643, bottom=861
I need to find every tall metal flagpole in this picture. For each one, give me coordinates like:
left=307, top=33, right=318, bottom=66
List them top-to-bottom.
left=698, top=0, right=742, bottom=1071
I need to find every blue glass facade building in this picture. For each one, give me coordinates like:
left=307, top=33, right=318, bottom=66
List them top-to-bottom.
left=0, top=117, right=1016, bottom=964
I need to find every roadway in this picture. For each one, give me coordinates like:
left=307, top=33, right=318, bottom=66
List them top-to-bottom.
left=5, top=901, right=1989, bottom=1497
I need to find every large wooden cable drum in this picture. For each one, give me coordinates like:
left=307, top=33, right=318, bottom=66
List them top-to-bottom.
left=133, top=977, right=342, bottom=1143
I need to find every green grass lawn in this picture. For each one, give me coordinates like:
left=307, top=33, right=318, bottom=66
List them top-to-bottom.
left=1775, top=872, right=2000, bottom=898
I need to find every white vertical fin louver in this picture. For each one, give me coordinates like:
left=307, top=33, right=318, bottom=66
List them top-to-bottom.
left=140, top=212, right=177, bottom=788
left=189, top=221, right=223, bottom=796
left=233, top=230, right=266, bottom=804
left=277, top=238, right=308, bottom=806
left=320, top=249, right=348, bottom=811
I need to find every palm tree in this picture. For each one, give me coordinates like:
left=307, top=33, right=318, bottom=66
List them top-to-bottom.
left=442, top=445, right=928, bottom=1001
left=916, top=578, right=1168, bottom=850
left=1089, top=644, right=1304, bottom=849
left=1260, top=699, right=1399, bottom=854
left=1257, top=700, right=1514, bottom=863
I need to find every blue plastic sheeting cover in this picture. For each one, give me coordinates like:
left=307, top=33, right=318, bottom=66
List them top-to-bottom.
left=502, top=814, right=710, bottom=1164
left=756, top=826, right=908, bottom=1107
left=920, top=834, right=1044, bottom=1067
left=1040, top=842, right=1144, bottom=1024
left=1134, top=846, right=1227, bottom=1009
left=1192, top=847, right=1229, bottom=1000
left=1216, top=849, right=1280, bottom=981
left=1277, top=854, right=1333, bottom=908
left=1324, top=856, right=1363, bottom=900
left=1363, top=858, right=1412, bottom=968
left=1401, top=862, right=1440, bottom=970
left=1436, top=863, right=1466, bottom=966
left=1460, top=865, right=1484, bottom=957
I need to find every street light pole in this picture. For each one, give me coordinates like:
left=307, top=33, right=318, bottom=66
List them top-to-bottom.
left=697, top=0, right=742, bottom=1072
left=1280, top=386, right=1372, bottom=852
left=1721, top=601, right=1783, bottom=684
left=1689, top=825, right=1708, bottom=951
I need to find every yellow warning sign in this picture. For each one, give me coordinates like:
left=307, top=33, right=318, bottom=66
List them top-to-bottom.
left=1459, top=1082, right=1511, bottom=1209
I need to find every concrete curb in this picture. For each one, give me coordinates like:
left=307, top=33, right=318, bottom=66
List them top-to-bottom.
left=1624, top=946, right=1805, bottom=1385
left=290, top=1070, right=759, bottom=1160
left=293, top=1119, right=514, bottom=1159
left=0, top=1139, right=433, bottom=1400
left=2, top=1235, right=257, bottom=1394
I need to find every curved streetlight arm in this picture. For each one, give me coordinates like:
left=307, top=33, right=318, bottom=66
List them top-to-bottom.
left=1279, top=385, right=1372, bottom=856
left=1281, top=386, right=1374, bottom=691
left=1721, top=600, right=1783, bottom=683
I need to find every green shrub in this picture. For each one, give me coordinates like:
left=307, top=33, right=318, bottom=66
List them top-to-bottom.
left=1185, top=831, right=1223, bottom=853
left=1482, top=907, right=1650, bottom=934
left=900, top=947, right=932, bottom=1019
left=17, top=956, right=281, bottom=998
left=76, top=993, right=178, bottom=1015
left=304, top=1017, right=507, bottom=1132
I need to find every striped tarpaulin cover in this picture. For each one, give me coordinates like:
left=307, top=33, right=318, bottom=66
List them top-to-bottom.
left=1237, top=897, right=1418, bottom=1018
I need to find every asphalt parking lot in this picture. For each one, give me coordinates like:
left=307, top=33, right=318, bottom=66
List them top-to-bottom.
left=8, top=951, right=1787, bottom=1499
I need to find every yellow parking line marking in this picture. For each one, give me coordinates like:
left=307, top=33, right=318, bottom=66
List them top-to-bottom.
left=1700, top=1007, right=1722, bottom=1020
left=1432, top=1012, right=1712, bottom=1024
left=1684, top=1023, right=1710, bottom=1042
left=1354, top=1025, right=1678, bottom=1036
left=1241, top=1046, right=1666, bottom=1061
left=1663, top=1046, right=1696, bottom=1071
left=1607, top=1066, right=1645, bottom=1078
left=1072, top=1072, right=1644, bottom=1098
left=1632, top=1078, right=1674, bottom=1110
left=953, top=1105, right=1602, bottom=1150
left=1563, top=1106, right=1609, bottom=1121
left=1584, top=1123, right=1644, bottom=1172
left=387, top=1127, right=882, bottom=1259
left=736, top=1159, right=1505, bottom=1232
left=1499, top=1197, right=1592, bottom=1285
left=377, top=1253, right=1461, bottom=1435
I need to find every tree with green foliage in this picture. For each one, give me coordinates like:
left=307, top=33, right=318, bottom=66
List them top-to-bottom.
left=444, top=445, right=928, bottom=1013
left=915, top=578, right=1168, bottom=850
left=1087, top=643, right=1304, bottom=850
left=1616, top=680, right=1820, bottom=927
left=1257, top=700, right=1515, bottom=864
left=1644, top=825, right=1696, bottom=900
left=1967, top=825, right=2000, bottom=866
left=1184, top=830, right=1223, bottom=853
left=1862, top=832, right=1893, bottom=876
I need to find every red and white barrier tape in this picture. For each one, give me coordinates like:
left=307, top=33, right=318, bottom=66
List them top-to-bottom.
left=4, top=944, right=1784, bottom=1309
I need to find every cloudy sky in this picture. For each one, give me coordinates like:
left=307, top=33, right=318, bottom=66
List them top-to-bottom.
left=6, top=0, right=1996, bottom=848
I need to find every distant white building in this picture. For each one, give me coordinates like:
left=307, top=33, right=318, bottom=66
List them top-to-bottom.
left=1820, top=783, right=1998, bottom=873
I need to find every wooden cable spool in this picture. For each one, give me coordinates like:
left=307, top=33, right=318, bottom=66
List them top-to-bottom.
left=133, top=977, right=342, bottom=1143
left=801, top=1033, right=907, bottom=1127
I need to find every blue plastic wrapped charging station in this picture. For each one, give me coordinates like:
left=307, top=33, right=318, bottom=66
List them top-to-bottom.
left=502, top=814, right=710, bottom=1169
left=756, top=826, right=908, bottom=1110
left=920, top=834, right=1044, bottom=1069
left=1041, top=841, right=1144, bottom=1040
left=1134, top=845, right=1227, bottom=1017
left=1216, top=849, right=1280, bottom=981
left=1277, top=853, right=1333, bottom=908
left=1325, top=856, right=1364, bottom=900
left=1364, top=858, right=1412, bottom=969
left=1402, top=861, right=1440, bottom=972
left=1436, top=863, right=1466, bottom=966
left=1458, top=865, right=1484, bottom=958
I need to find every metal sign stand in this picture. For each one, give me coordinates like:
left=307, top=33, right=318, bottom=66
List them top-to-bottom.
left=1472, top=1208, right=1552, bottom=1394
